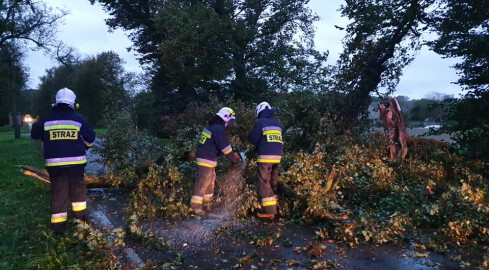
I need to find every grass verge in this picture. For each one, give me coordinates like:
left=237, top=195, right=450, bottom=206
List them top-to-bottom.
left=94, top=128, right=108, bottom=137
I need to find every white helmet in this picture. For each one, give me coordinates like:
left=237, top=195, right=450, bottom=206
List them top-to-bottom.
left=55, top=87, right=76, bottom=109
left=256, top=101, right=271, bottom=117
left=216, top=107, right=236, bottom=124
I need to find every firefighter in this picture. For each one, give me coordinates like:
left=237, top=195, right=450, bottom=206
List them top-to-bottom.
left=31, top=88, right=96, bottom=234
left=248, top=102, right=283, bottom=219
left=190, top=107, right=242, bottom=217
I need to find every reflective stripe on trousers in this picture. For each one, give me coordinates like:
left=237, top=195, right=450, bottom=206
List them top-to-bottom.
left=203, top=194, right=213, bottom=202
left=262, top=196, right=277, bottom=207
left=72, top=201, right=86, bottom=211
left=51, top=212, right=68, bottom=223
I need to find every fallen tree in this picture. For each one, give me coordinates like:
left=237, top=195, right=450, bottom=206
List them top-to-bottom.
left=20, top=165, right=106, bottom=187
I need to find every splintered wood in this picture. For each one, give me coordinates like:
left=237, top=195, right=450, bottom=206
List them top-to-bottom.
left=378, top=98, right=449, bottom=163
left=20, top=165, right=104, bottom=186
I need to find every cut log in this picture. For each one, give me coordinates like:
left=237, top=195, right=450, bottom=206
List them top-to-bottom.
left=20, top=165, right=107, bottom=187
left=22, top=170, right=50, bottom=183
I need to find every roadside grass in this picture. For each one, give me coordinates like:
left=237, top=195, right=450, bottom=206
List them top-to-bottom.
left=0, top=125, right=111, bottom=269
left=0, top=125, right=30, bottom=139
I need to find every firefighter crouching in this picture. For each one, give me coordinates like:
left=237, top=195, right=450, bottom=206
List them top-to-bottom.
left=31, top=88, right=96, bottom=234
left=248, top=102, right=283, bottom=220
left=190, top=107, right=242, bottom=217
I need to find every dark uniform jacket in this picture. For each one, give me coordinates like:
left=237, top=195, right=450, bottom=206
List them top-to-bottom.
left=31, top=104, right=96, bottom=167
left=248, top=108, right=283, bottom=163
left=195, top=116, right=238, bottom=167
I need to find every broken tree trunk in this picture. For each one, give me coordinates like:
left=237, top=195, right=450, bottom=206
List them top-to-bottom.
left=378, top=97, right=410, bottom=162
left=379, top=98, right=451, bottom=163
left=20, top=165, right=106, bottom=187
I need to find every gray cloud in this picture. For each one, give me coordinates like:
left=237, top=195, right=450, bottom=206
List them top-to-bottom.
left=25, top=0, right=142, bottom=88
left=309, top=0, right=348, bottom=62
left=396, top=48, right=462, bottom=99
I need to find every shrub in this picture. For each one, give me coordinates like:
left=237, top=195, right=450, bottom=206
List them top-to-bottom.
left=157, top=96, right=255, bottom=151
left=101, top=112, right=162, bottom=187
left=279, top=143, right=341, bottom=220
left=128, top=157, right=194, bottom=219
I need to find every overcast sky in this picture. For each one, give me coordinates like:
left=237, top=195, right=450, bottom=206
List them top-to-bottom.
left=24, top=0, right=464, bottom=100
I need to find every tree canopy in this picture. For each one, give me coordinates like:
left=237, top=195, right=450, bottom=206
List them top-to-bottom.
left=90, top=0, right=328, bottom=113
left=334, top=0, right=434, bottom=126
left=427, top=0, right=489, bottom=159
left=429, top=0, right=489, bottom=94
left=36, top=52, right=132, bottom=126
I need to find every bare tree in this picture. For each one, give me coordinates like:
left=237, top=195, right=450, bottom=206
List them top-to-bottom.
left=0, top=0, right=66, bottom=48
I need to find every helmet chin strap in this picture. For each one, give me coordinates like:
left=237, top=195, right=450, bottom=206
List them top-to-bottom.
left=52, top=101, right=75, bottom=109
left=225, top=119, right=235, bottom=127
